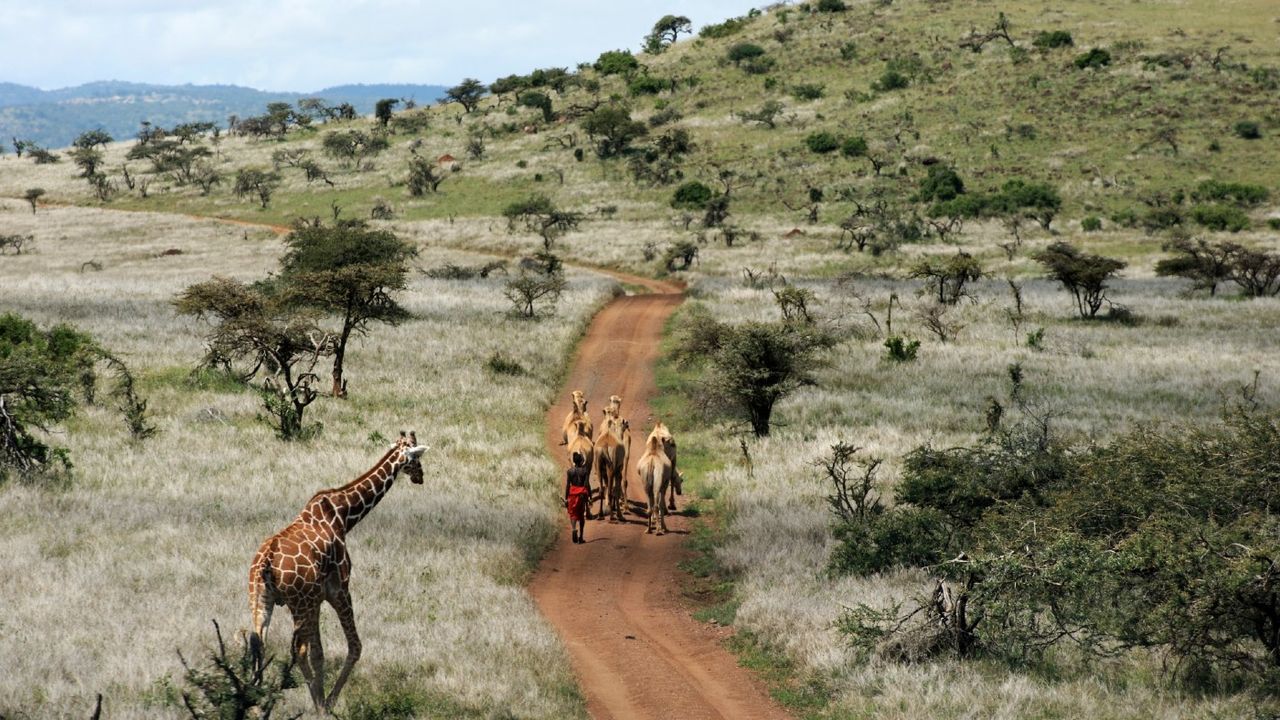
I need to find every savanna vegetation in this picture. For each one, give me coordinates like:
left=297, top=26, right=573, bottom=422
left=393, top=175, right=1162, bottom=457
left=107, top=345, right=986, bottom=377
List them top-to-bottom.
left=3, top=0, right=1280, bottom=716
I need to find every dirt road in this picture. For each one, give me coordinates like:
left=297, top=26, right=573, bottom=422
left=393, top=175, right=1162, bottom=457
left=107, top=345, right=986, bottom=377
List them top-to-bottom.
left=529, top=276, right=791, bottom=720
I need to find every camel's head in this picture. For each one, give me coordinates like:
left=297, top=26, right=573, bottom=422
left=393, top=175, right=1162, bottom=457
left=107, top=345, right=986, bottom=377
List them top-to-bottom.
left=571, top=390, right=588, bottom=414
left=607, top=394, right=622, bottom=413
left=394, top=430, right=428, bottom=484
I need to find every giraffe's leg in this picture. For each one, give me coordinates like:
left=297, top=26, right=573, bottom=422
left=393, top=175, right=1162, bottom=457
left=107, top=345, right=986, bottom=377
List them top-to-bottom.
left=324, top=585, right=362, bottom=710
left=291, top=609, right=324, bottom=710
left=311, top=622, right=326, bottom=708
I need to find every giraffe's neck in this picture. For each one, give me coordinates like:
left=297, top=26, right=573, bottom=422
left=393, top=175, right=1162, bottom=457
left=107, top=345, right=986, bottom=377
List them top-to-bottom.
left=327, top=448, right=405, bottom=535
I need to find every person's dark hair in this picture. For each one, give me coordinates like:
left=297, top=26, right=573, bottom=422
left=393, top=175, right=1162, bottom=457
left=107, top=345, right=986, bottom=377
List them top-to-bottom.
left=571, top=451, right=585, bottom=466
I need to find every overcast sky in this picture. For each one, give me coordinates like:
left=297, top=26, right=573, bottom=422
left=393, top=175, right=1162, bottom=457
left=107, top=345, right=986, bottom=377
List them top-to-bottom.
left=3, top=1, right=759, bottom=91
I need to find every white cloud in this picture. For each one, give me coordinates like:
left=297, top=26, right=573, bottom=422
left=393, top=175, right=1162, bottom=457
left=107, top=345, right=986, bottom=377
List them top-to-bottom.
left=2, top=1, right=757, bottom=90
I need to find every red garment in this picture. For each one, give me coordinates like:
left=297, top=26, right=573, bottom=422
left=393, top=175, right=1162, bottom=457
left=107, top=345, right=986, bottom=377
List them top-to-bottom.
left=566, top=484, right=589, bottom=522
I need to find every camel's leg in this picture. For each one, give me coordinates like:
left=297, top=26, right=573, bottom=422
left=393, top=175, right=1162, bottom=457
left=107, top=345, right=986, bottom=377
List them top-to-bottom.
left=613, top=470, right=624, bottom=522
left=645, top=475, right=655, bottom=534
left=656, top=478, right=668, bottom=535
left=325, top=586, right=363, bottom=710
left=291, top=608, right=324, bottom=710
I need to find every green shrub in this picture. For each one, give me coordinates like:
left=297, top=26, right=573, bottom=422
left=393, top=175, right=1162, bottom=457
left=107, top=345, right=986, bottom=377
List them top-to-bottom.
left=816, top=0, right=848, bottom=11
left=699, top=16, right=751, bottom=38
left=1033, top=30, right=1074, bottom=49
left=727, top=42, right=766, bottom=65
left=839, top=42, right=858, bottom=60
left=1073, top=47, right=1112, bottom=69
left=594, top=49, right=638, bottom=76
left=742, top=56, right=777, bottom=75
left=873, top=68, right=909, bottom=91
left=628, top=75, right=668, bottom=96
left=790, top=83, right=825, bottom=101
left=1234, top=120, right=1262, bottom=140
left=805, top=131, right=840, bottom=154
left=840, top=135, right=868, bottom=158
left=917, top=165, right=965, bottom=203
left=991, top=179, right=1062, bottom=230
left=1193, top=180, right=1269, bottom=207
left=671, top=181, right=713, bottom=209
left=929, top=194, right=989, bottom=219
left=1191, top=204, right=1250, bottom=232
left=1141, top=206, right=1183, bottom=233
left=1110, top=207, right=1139, bottom=228
left=1081, top=215, right=1102, bottom=232
left=1268, top=218, right=1280, bottom=231
left=1026, top=327, right=1045, bottom=349
left=883, top=336, right=920, bottom=362
left=486, top=351, right=525, bottom=376
left=829, top=507, right=949, bottom=576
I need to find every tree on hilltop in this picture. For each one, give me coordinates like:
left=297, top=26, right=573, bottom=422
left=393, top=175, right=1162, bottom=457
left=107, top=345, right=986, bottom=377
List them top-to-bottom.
left=645, top=15, right=692, bottom=53
left=443, top=78, right=486, bottom=113
left=374, top=98, right=399, bottom=127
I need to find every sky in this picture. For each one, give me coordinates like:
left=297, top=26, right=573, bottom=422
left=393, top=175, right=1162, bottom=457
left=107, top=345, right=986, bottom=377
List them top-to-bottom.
left=1, top=1, right=758, bottom=91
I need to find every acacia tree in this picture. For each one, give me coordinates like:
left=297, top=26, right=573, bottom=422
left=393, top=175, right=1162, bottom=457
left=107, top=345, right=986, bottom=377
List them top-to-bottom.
left=645, top=14, right=692, bottom=53
left=443, top=78, right=486, bottom=113
left=518, top=91, right=554, bottom=122
left=374, top=98, right=399, bottom=127
left=581, top=105, right=648, bottom=158
left=321, top=129, right=389, bottom=169
left=407, top=155, right=446, bottom=195
left=233, top=169, right=281, bottom=209
left=23, top=188, right=45, bottom=214
left=502, top=195, right=583, bottom=249
left=277, top=219, right=417, bottom=397
left=1154, top=237, right=1237, bottom=296
left=1033, top=242, right=1125, bottom=318
left=909, top=252, right=983, bottom=304
left=503, top=271, right=567, bottom=318
left=174, top=278, right=333, bottom=439
left=673, top=307, right=836, bottom=436
left=1, top=313, right=153, bottom=482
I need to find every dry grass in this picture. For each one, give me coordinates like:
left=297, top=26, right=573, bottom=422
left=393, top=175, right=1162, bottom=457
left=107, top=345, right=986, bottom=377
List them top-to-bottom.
left=0, top=200, right=612, bottom=718
left=670, top=267, right=1280, bottom=717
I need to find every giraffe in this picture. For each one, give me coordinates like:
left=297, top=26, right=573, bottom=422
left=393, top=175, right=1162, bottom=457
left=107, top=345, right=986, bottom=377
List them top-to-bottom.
left=248, top=430, right=428, bottom=712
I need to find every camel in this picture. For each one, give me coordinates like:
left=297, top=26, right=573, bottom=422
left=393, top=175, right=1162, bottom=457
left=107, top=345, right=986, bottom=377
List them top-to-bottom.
left=560, top=390, right=593, bottom=445
left=605, top=394, right=622, bottom=417
left=594, top=417, right=630, bottom=522
left=566, top=419, right=595, bottom=514
left=648, top=422, right=683, bottom=510
left=636, top=434, right=674, bottom=535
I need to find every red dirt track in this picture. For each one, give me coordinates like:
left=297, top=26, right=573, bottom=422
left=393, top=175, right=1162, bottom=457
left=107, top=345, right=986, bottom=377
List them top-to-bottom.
left=529, top=275, right=791, bottom=720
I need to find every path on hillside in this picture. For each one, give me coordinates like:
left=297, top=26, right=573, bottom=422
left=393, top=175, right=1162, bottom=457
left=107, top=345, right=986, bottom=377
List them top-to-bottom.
left=529, top=277, right=792, bottom=720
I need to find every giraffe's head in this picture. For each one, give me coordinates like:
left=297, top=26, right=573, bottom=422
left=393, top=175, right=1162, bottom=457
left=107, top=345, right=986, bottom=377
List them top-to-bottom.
left=393, top=430, right=428, bottom=484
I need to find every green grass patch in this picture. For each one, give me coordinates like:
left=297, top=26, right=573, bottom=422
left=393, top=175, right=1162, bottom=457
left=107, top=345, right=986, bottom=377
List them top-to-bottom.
left=141, top=366, right=251, bottom=394
left=727, top=632, right=835, bottom=718
left=341, top=666, right=479, bottom=720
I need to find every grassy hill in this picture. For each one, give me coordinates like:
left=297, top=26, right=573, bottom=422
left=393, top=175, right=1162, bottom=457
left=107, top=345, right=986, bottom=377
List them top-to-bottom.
left=2, top=0, right=1279, bottom=717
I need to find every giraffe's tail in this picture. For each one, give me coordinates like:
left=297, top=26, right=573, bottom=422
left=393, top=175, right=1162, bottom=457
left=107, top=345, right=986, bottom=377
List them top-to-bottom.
left=248, top=541, right=278, bottom=672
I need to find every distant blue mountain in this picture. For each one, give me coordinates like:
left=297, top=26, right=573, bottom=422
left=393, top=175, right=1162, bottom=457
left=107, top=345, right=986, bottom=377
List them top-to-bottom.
left=0, top=81, right=447, bottom=149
